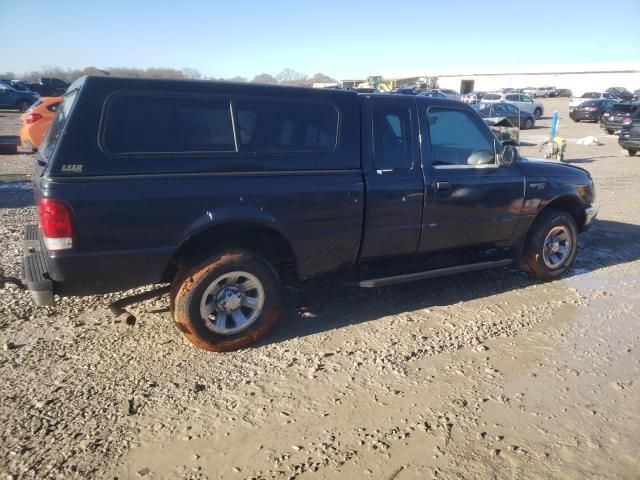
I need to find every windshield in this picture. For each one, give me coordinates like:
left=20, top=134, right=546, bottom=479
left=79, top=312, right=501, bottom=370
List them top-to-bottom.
left=40, top=90, right=79, bottom=161
left=483, top=93, right=500, bottom=100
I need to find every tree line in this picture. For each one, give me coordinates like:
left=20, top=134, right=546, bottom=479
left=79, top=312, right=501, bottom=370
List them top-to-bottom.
left=0, top=66, right=337, bottom=86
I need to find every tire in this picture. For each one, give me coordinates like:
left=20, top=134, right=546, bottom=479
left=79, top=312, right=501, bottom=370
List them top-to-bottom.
left=16, top=99, right=32, bottom=112
left=534, top=108, right=542, bottom=120
left=523, top=118, right=534, bottom=130
left=606, top=129, right=615, bottom=135
left=628, top=149, right=638, bottom=157
left=523, top=209, right=578, bottom=281
left=171, top=251, right=281, bottom=352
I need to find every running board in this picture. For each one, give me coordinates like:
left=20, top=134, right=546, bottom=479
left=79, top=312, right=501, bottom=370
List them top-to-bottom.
left=356, top=258, right=513, bottom=288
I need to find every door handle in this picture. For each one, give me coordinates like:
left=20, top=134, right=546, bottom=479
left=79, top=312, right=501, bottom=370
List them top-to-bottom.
left=436, top=181, right=452, bottom=191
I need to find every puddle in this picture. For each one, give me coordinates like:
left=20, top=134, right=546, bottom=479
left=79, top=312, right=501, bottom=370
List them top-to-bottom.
left=0, top=180, right=32, bottom=191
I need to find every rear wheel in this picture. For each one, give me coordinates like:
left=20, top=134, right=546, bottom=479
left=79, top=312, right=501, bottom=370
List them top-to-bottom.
left=16, top=100, right=31, bottom=112
left=606, top=129, right=615, bottom=135
left=628, top=149, right=638, bottom=157
left=523, top=209, right=578, bottom=281
left=171, top=251, right=281, bottom=352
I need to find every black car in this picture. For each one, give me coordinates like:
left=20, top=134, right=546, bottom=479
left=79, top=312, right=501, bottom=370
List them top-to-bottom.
left=11, top=75, right=598, bottom=352
left=605, top=87, right=633, bottom=101
left=392, top=88, right=419, bottom=95
left=549, top=89, right=572, bottom=98
left=569, top=99, right=616, bottom=122
left=473, top=102, right=536, bottom=129
left=601, top=102, right=640, bottom=134
left=618, top=111, right=640, bottom=156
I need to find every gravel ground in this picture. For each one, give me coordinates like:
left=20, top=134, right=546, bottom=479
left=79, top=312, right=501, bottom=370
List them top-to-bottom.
left=1, top=99, right=639, bottom=479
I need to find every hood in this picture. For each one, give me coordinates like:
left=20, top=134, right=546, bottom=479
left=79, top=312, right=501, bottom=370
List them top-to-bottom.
left=519, top=157, right=591, bottom=178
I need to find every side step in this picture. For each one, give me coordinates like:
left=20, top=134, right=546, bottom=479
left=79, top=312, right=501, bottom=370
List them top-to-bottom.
left=356, top=258, right=513, bottom=288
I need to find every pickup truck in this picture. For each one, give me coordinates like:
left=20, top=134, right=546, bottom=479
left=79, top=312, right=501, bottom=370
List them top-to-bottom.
left=17, top=76, right=598, bottom=352
left=24, top=77, right=69, bottom=97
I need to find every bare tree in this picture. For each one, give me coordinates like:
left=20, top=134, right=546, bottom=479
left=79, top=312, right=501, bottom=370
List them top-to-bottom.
left=183, top=68, right=203, bottom=80
left=276, top=68, right=308, bottom=85
left=252, top=73, right=278, bottom=84
left=308, top=73, right=337, bottom=84
left=227, top=76, right=248, bottom=83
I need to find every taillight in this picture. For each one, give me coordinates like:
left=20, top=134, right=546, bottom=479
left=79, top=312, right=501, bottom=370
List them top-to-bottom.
left=603, top=112, right=610, bottom=117
left=26, top=113, right=43, bottom=124
left=623, top=118, right=633, bottom=125
left=38, top=198, right=74, bottom=251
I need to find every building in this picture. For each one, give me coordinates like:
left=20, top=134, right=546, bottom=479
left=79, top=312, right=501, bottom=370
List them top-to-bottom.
left=343, top=61, right=640, bottom=95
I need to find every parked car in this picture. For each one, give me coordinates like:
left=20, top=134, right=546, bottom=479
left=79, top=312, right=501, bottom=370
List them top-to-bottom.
left=16, top=75, right=597, bottom=352
left=25, top=77, right=69, bottom=97
left=0, top=79, right=33, bottom=92
left=0, top=83, right=40, bottom=112
left=523, top=86, right=556, bottom=98
left=605, top=87, right=633, bottom=101
left=392, top=88, right=419, bottom=95
left=430, top=89, right=462, bottom=101
left=549, top=89, right=572, bottom=98
left=634, top=89, right=640, bottom=100
left=418, top=90, right=447, bottom=99
left=462, top=91, right=486, bottom=104
left=481, top=92, right=544, bottom=119
left=570, top=92, right=619, bottom=108
left=19, top=96, right=62, bottom=151
left=569, top=98, right=616, bottom=122
left=473, top=102, right=535, bottom=129
left=601, top=102, right=640, bottom=134
left=618, top=111, right=640, bottom=156
left=483, top=117, right=519, bottom=146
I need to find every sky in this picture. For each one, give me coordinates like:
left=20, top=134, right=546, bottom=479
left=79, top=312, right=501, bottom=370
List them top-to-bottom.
left=1, top=0, right=639, bottom=80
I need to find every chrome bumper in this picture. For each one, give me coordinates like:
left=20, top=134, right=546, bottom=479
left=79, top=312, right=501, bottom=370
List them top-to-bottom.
left=584, top=204, right=598, bottom=227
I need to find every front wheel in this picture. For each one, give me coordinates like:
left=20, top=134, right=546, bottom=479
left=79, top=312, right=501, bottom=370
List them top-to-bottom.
left=534, top=108, right=542, bottom=120
left=523, top=118, right=534, bottom=129
left=606, top=129, right=615, bottom=135
left=628, top=149, right=638, bottom=157
left=523, top=209, right=578, bottom=281
left=171, top=251, right=281, bottom=352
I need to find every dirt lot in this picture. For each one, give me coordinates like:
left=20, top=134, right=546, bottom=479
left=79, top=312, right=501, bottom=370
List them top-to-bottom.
left=1, top=98, right=639, bottom=479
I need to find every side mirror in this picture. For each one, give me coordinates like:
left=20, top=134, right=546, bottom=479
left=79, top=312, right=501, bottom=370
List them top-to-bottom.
left=499, top=145, right=519, bottom=166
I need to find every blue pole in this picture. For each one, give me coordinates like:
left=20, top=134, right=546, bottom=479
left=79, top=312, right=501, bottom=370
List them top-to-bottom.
left=549, top=110, right=558, bottom=141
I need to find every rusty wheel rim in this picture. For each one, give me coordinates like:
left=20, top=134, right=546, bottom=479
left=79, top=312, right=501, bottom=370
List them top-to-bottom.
left=199, top=271, right=265, bottom=335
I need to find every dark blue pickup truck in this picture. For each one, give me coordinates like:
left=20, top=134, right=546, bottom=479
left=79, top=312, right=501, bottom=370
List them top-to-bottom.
left=18, top=76, right=597, bottom=351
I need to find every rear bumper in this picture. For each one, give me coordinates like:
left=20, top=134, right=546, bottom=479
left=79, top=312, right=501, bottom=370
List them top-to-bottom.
left=569, top=111, right=598, bottom=121
left=618, top=135, right=640, bottom=150
left=21, top=224, right=173, bottom=303
left=21, top=224, right=55, bottom=306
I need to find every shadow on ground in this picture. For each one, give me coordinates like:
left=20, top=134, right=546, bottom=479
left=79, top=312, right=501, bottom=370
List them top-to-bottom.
left=0, top=180, right=33, bottom=209
left=262, top=219, right=640, bottom=346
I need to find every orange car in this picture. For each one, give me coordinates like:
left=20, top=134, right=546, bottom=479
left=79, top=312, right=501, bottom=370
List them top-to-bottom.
left=20, top=96, right=62, bottom=151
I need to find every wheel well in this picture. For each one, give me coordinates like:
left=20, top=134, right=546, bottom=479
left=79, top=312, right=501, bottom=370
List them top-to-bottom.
left=541, top=196, right=586, bottom=231
left=161, top=222, right=296, bottom=283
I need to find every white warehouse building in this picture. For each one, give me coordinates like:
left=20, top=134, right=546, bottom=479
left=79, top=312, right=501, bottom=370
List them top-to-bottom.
left=348, top=61, right=640, bottom=95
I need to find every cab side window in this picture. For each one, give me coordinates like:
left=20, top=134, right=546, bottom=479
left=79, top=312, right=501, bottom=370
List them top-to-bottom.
left=372, top=106, right=413, bottom=170
left=427, top=108, right=495, bottom=167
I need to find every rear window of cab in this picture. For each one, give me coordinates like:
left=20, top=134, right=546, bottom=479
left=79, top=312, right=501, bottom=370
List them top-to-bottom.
left=100, top=93, right=340, bottom=156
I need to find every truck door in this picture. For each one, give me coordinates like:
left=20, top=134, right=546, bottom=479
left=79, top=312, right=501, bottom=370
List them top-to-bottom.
left=360, top=96, right=424, bottom=258
left=418, top=104, right=524, bottom=252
